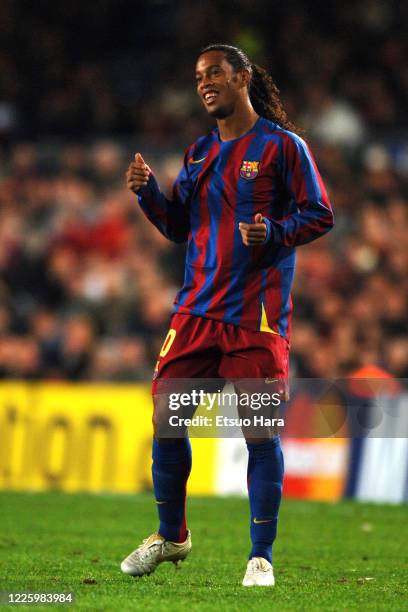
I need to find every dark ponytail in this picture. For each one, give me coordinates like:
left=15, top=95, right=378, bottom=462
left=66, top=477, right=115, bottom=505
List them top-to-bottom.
left=199, top=44, right=301, bottom=134
left=249, top=63, right=299, bottom=133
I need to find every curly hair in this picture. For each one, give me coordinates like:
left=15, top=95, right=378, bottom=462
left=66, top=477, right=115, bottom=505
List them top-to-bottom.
left=199, top=44, right=301, bottom=134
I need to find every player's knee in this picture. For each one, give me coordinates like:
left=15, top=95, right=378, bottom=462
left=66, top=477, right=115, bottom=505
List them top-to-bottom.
left=152, top=394, right=172, bottom=437
left=152, top=408, right=162, bottom=437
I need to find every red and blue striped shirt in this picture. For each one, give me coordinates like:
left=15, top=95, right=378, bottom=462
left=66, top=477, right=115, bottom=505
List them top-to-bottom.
left=138, top=117, right=333, bottom=339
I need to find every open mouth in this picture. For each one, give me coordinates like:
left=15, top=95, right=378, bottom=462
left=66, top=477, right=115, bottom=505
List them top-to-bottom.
left=203, top=90, right=219, bottom=105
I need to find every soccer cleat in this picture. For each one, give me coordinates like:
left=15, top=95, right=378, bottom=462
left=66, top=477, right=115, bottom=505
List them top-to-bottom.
left=120, top=530, right=192, bottom=577
left=242, top=557, right=275, bottom=586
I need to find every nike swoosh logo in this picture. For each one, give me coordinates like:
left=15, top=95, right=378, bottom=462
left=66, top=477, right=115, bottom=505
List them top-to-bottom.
left=188, top=156, right=207, bottom=164
left=156, top=501, right=167, bottom=505
left=253, top=517, right=273, bottom=524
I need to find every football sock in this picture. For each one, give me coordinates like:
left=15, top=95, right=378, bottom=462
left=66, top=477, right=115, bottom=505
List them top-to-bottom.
left=152, top=437, right=192, bottom=543
left=247, top=437, right=284, bottom=564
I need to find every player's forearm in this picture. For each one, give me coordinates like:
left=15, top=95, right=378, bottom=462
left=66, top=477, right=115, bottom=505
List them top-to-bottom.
left=137, top=176, right=190, bottom=244
left=263, top=202, right=334, bottom=247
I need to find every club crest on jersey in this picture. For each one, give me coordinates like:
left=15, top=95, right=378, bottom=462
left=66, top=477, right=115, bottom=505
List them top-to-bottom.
left=240, top=160, right=260, bottom=180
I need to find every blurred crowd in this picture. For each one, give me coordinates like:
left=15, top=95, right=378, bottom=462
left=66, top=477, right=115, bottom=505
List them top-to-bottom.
left=0, top=0, right=407, bottom=380
left=291, top=139, right=408, bottom=378
left=0, top=142, right=187, bottom=380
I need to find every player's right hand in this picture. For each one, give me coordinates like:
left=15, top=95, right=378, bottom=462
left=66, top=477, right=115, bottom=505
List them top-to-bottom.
left=126, top=153, right=152, bottom=193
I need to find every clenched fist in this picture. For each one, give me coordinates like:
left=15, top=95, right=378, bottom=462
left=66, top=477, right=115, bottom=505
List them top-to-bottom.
left=126, top=153, right=152, bottom=194
left=239, top=213, right=268, bottom=246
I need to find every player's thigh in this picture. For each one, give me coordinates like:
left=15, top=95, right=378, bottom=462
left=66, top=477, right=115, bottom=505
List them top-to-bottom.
left=152, top=314, right=222, bottom=438
left=153, top=314, right=220, bottom=384
left=219, top=328, right=288, bottom=442
left=152, top=378, right=222, bottom=439
left=234, top=381, right=282, bottom=442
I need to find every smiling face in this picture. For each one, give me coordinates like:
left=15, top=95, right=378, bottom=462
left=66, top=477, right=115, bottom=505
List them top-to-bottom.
left=195, top=50, right=249, bottom=119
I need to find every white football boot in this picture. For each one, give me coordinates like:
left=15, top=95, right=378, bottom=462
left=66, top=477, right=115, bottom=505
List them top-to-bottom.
left=120, top=530, right=191, bottom=577
left=242, top=557, right=275, bottom=586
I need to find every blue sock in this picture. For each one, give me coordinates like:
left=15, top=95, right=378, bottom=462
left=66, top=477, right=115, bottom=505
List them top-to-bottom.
left=152, top=437, right=192, bottom=542
left=247, top=437, right=284, bottom=564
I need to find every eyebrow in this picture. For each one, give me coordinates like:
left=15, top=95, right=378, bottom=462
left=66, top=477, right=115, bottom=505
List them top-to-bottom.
left=195, top=64, right=222, bottom=76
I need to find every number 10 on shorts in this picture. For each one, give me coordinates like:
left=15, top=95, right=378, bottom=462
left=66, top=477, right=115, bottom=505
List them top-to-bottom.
left=160, top=329, right=176, bottom=358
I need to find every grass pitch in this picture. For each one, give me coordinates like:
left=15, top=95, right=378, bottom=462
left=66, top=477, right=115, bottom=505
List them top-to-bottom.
left=0, top=492, right=407, bottom=611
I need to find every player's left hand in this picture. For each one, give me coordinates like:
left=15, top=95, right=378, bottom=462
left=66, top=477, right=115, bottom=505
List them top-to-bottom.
left=239, top=214, right=268, bottom=246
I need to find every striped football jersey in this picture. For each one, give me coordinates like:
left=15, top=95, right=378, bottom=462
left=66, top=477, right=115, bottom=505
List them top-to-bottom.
left=137, top=117, right=333, bottom=339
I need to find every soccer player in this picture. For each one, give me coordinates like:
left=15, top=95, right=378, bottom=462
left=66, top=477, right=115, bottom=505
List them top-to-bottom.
left=121, top=44, right=333, bottom=586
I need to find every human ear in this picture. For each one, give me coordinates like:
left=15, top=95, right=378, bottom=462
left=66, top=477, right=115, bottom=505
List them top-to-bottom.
left=241, top=69, right=251, bottom=86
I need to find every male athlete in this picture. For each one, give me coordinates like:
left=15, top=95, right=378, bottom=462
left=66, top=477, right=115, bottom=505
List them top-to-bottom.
left=121, top=44, right=333, bottom=586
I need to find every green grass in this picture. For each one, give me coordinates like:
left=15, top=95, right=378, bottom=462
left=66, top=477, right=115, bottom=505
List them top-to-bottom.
left=0, top=492, right=407, bottom=611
